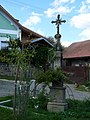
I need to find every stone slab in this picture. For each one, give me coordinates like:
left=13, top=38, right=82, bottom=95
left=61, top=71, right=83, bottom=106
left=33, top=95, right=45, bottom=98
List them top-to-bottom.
left=47, top=102, right=68, bottom=112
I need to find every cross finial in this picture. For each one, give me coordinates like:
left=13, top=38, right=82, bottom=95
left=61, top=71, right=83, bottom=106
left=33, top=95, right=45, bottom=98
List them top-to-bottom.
left=51, top=14, right=66, bottom=34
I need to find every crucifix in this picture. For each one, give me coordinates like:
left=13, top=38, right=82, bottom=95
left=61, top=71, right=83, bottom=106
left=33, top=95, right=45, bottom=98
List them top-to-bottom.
left=47, top=14, right=67, bottom=113
left=51, top=14, right=66, bottom=35
left=51, top=14, right=66, bottom=68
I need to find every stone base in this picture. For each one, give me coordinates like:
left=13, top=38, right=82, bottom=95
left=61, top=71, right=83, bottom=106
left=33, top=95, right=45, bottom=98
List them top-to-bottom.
left=49, top=86, right=66, bottom=103
left=47, top=102, right=68, bottom=112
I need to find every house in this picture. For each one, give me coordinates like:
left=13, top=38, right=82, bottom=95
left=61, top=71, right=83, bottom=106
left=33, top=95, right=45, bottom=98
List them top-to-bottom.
left=0, top=5, right=52, bottom=49
left=63, top=40, right=90, bottom=67
left=63, top=40, right=90, bottom=84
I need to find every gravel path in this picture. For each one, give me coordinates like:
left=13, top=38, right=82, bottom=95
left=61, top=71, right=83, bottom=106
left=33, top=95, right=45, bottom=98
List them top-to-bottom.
left=0, top=79, right=90, bottom=100
left=0, top=79, right=14, bottom=97
left=65, top=84, right=90, bottom=100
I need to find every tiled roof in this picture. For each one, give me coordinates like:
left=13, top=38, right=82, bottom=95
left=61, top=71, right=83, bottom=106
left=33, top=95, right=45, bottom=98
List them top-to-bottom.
left=0, top=5, right=44, bottom=38
left=63, top=40, right=90, bottom=59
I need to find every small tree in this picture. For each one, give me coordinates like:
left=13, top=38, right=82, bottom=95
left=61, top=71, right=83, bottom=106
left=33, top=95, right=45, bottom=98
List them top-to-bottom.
left=7, top=39, right=35, bottom=117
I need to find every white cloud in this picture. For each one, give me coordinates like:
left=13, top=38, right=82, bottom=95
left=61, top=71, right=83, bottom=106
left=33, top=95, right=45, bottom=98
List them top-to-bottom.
left=44, top=0, right=74, bottom=17
left=51, top=0, right=70, bottom=7
left=51, top=0, right=75, bottom=7
left=70, top=0, right=75, bottom=3
left=86, top=0, right=90, bottom=4
left=78, top=1, right=90, bottom=14
left=78, top=2, right=87, bottom=13
left=44, top=6, right=73, bottom=18
left=57, top=6, right=73, bottom=13
left=44, top=8, right=55, bottom=18
left=22, top=12, right=45, bottom=36
left=23, top=12, right=42, bottom=28
left=31, top=12, right=42, bottom=16
left=70, top=12, right=90, bottom=39
left=70, top=13, right=90, bottom=29
left=79, top=28, right=90, bottom=39
left=62, top=41, right=72, bottom=47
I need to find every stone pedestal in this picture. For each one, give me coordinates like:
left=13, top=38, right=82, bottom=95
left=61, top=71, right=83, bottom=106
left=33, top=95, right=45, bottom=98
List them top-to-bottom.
left=47, top=86, right=68, bottom=112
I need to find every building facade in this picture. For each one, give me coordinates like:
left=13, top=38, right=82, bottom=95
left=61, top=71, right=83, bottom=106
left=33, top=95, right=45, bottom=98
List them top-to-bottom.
left=0, top=5, right=45, bottom=49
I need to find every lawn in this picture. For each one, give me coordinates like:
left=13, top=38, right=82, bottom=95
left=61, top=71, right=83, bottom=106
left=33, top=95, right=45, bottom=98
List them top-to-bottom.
left=0, top=75, right=15, bottom=81
left=0, top=96, right=90, bottom=120
left=0, top=96, right=13, bottom=102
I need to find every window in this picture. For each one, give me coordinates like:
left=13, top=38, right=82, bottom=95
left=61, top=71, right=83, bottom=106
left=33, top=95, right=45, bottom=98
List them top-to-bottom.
left=1, top=41, right=8, bottom=49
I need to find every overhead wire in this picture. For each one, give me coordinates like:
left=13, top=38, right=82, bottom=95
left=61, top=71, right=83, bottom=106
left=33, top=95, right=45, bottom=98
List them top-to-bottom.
left=1, top=0, right=46, bottom=12
left=1, top=0, right=75, bottom=21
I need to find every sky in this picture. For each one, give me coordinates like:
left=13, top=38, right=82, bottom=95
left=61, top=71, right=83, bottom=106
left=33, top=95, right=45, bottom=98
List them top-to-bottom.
left=1, top=0, right=90, bottom=47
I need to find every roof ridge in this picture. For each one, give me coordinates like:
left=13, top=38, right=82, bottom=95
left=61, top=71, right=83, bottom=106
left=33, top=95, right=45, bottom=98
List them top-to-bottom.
left=72, top=39, right=90, bottom=45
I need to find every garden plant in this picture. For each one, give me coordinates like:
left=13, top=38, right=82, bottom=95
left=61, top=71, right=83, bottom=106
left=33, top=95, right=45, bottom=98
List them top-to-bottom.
left=0, top=95, right=90, bottom=120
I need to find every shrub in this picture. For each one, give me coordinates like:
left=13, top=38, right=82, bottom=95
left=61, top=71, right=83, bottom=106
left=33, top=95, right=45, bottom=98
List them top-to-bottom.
left=37, top=68, right=68, bottom=85
left=29, top=92, right=49, bottom=110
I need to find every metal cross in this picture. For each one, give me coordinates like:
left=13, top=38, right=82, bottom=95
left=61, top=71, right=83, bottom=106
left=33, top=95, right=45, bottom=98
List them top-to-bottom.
left=51, top=14, right=66, bottom=34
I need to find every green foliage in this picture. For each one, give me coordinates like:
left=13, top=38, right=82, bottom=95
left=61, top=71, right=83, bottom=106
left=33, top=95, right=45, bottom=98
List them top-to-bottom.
left=8, top=38, right=22, bottom=50
left=0, top=39, right=34, bottom=65
left=0, top=39, right=22, bottom=63
left=1, top=39, right=36, bottom=81
left=32, top=46, right=55, bottom=71
left=33, top=46, right=49, bottom=68
left=8, top=47, right=34, bottom=66
left=0, top=49, right=10, bottom=63
left=37, top=68, right=68, bottom=84
left=85, top=81, right=90, bottom=90
left=75, top=82, right=90, bottom=92
left=29, top=92, right=49, bottom=110
left=36, top=92, right=49, bottom=110
left=0, top=99, right=90, bottom=120
left=66, top=99, right=90, bottom=119
left=0, top=107, right=13, bottom=120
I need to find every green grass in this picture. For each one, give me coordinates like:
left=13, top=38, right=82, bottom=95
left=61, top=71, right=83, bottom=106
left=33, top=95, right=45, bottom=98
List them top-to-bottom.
left=0, top=75, right=15, bottom=80
left=75, top=85, right=90, bottom=92
left=75, top=85, right=86, bottom=91
left=0, top=96, right=13, bottom=102
left=0, top=96, right=13, bottom=108
left=0, top=98, right=90, bottom=120
left=1, top=100, right=13, bottom=107
left=0, top=107, right=13, bottom=120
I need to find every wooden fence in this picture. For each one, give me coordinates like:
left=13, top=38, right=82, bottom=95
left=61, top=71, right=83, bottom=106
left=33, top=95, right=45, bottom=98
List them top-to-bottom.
left=0, top=64, right=90, bottom=84
left=63, top=66, right=89, bottom=84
